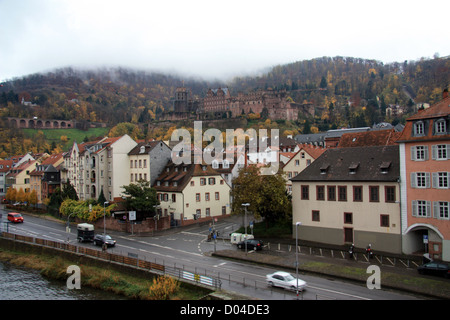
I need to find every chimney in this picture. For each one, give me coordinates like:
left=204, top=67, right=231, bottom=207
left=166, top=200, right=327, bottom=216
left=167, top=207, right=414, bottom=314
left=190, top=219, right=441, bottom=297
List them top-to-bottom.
left=443, top=88, right=449, bottom=100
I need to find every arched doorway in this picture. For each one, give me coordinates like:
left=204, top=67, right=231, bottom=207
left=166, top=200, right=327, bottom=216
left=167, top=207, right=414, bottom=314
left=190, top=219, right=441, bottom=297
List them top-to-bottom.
left=404, top=224, right=444, bottom=260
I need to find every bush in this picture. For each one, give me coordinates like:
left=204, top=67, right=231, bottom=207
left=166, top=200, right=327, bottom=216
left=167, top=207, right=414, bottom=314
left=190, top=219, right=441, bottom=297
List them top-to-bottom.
left=148, top=275, right=179, bottom=300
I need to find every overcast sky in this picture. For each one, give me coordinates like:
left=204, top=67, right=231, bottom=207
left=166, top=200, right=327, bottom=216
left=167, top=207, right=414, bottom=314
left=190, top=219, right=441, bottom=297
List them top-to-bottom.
left=1, top=0, right=449, bottom=82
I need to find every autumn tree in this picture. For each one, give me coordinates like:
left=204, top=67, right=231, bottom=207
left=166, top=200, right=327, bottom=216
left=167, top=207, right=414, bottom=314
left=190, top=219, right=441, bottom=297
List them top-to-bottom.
left=231, top=165, right=291, bottom=227
left=121, top=180, right=159, bottom=216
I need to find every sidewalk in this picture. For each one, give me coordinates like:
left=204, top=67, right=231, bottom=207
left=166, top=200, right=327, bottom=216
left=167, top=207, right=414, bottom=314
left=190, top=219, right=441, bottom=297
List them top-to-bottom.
left=212, top=247, right=450, bottom=300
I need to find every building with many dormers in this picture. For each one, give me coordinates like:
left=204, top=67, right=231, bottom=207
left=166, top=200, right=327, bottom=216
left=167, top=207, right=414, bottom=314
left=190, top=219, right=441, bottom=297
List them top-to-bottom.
left=397, top=90, right=450, bottom=261
left=291, top=145, right=402, bottom=254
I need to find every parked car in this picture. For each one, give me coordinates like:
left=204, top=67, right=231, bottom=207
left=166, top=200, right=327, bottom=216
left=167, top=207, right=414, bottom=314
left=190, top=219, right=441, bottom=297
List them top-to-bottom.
left=7, top=212, right=24, bottom=223
left=94, top=234, right=116, bottom=247
left=237, top=239, right=263, bottom=251
left=417, top=262, right=450, bottom=278
left=266, top=271, right=307, bottom=291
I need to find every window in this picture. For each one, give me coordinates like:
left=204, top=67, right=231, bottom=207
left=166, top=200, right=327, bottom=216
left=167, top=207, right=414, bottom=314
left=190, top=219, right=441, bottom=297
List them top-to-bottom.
left=435, top=119, right=447, bottom=134
left=414, top=121, right=425, bottom=136
left=432, top=144, right=449, bottom=160
left=411, top=146, right=428, bottom=161
left=130, top=160, right=133, bottom=168
left=295, top=160, right=300, bottom=166
left=411, top=172, right=430, bottom=188
left=432, top=172, right=449, bottom=189
left=200, top=178, right=206, bottom=185
left=209, top=178, right=216, bottom=185
left=190, top=181, right=194, bottom=186
left=301, top=185, right=309, bottom=200
left=316, top=186, right=325, bottom=200
left=327, top=186, right=336, bottom=201
left=338, top=186, right=347, bottom=201
left=353, top=186, right=362, bottom=202
left=369, top=186, right=379, bottom=202
left=385, top=186, right=396, bottom=202
left=215, top=192, right=220, bottom=200
left=196, top=193, right=201, bottom=202
left=205, top=193, right=210, bottom=201
left=172, top=194, right=176, bottom=202
left=412, top=200, right=431, bottom=217
left=433, top=201, right=449, bottom=220
left=222, top=206, right=226, bottom=215
left=206, top=208, right=211, bottom=217
left=196, top=209, right=201, bottom=218
left=312, top=210, right=320, bottom=222
left=344, top=212, right=353, bottom=224
left=380, top=215, right=390, bottom=227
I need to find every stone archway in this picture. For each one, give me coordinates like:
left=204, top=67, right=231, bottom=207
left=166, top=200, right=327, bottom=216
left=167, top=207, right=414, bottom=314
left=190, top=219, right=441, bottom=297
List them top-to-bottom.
left=403, top=223, right=444, bottom=260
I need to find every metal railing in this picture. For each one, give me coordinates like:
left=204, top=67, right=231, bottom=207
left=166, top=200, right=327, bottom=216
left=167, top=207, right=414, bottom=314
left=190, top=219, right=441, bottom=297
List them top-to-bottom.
left=1, top=231, right=221, bottom=290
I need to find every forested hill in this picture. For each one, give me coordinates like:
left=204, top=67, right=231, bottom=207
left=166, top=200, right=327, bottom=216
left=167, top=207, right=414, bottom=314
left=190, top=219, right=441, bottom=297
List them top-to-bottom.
left=0, top=55, right=449, bottom=127
left=229, top=56, right=450, bottom=110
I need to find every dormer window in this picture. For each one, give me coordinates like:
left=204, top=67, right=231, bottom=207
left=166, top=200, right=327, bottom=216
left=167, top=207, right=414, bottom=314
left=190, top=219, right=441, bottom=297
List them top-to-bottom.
left=435, top=119, right=447, bottom=135
left=414, top=121, right=425, bottom=136
left=140, top=146, right=146, bottom=154
left=212, top=160, right=219, bottom=169
left=223, top=160, right=229, bottom=169
left=380, top=161, right=391, bottom=174
left=349, top=162, right=359, bottom=174
left=320, top=164, right=329, bottom=175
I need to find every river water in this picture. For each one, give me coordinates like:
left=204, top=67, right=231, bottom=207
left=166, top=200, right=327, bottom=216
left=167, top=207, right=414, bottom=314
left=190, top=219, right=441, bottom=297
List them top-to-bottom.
left=0, top=261, right=123, bottom=300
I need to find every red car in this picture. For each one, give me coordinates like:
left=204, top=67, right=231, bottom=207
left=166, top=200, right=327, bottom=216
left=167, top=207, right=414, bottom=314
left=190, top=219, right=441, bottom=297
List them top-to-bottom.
left=7, top=212, right=24, bottom=223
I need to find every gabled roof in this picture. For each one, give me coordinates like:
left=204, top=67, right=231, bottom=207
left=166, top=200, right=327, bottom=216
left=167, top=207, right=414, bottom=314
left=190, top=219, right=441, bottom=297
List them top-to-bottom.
left=291, top=145, right=399, bottom=182
left=153, top=160, right=223, bottom=193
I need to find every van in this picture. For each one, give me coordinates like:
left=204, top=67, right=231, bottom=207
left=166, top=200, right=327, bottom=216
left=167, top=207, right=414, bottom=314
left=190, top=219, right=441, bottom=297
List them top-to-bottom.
left=8, top=212, right=24, bottom=223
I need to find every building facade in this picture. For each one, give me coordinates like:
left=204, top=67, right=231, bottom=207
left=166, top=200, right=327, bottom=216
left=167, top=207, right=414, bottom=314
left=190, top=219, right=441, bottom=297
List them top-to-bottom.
left=397, top=90, right=450, bottom=261
left=291, top=145, right=402, bottom=254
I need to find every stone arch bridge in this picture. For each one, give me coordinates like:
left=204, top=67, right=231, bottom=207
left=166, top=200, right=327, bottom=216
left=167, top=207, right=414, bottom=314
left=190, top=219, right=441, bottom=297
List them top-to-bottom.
left=5, top=117, right=75, bottom=129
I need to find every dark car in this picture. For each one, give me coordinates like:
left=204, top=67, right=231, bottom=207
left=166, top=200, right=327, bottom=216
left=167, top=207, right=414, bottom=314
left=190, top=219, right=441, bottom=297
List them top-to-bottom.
left=94, top=234, right=116, bottom=247
left=237, top=239, right=263, bottom=251
left=417, top=262, right=450, bottom=278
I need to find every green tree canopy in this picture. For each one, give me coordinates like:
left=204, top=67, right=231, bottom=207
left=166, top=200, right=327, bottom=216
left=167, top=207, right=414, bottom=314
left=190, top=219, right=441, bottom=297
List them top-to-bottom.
left=231, top=165, right=291, bottom=226
left=121, top=180, right=159, bottom=215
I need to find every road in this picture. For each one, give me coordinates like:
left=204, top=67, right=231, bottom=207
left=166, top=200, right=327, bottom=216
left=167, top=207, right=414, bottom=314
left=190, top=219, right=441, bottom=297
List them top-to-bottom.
left=1, top=209, right=426, bottom=300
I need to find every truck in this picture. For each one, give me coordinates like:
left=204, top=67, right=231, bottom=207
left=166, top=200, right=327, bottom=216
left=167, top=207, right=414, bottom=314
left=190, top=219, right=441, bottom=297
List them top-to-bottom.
left=77, top=223, right=95, bottom=243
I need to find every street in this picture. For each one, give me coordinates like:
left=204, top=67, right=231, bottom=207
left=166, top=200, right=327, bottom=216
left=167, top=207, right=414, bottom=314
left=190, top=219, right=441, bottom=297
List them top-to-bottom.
left=0, top=209, right=425, bottom=300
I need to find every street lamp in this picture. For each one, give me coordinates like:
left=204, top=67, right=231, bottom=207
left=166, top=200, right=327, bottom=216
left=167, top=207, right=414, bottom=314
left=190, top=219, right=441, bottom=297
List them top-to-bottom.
left=103, top=201, right=109, bottom=251
left=242, top=203, right=250, bottom=254
left=295, top=221, right=302, bottom=299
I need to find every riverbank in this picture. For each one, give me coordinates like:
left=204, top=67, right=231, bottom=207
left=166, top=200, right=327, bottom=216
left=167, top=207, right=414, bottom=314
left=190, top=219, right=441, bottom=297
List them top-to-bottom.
left=0, top=247, right=211, bottom=300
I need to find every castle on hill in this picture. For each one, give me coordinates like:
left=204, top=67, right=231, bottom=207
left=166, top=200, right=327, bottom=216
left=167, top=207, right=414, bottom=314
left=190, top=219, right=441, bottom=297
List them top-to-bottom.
left=160, top=87, right=314, bottom=122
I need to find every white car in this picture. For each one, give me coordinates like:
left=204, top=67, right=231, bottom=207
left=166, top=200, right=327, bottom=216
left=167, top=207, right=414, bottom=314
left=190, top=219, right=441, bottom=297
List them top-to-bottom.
left=266, top=271, right=307, bottom=291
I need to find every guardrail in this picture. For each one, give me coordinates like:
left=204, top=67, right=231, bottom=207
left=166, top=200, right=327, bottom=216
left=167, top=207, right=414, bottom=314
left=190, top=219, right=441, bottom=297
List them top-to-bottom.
left=1, top=231, right=221, bottom=290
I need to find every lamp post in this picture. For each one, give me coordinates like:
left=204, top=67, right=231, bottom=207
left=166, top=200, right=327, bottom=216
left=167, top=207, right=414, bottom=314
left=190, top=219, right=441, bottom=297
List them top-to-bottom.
left=103, top=201, right=109, bottom=251
left=242, top=203, right=250, bottom=254
left=295, top=221, right=302, bottom=299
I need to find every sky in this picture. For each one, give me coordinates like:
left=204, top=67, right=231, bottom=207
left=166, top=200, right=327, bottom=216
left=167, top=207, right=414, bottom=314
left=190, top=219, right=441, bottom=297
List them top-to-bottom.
left=1, top=0, right=449, bottom=83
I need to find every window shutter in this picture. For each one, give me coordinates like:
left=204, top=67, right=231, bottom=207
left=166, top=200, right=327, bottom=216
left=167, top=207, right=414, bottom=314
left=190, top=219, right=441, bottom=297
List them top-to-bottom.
left=432, top=145, right=437, bottom=160
left=447, top=145, right=450, bottom=160
left=411, top=146, right=416, bottom=160
left=424, top=146, right=429, bottom=160
left=425, top=172, right=431, bottom=188
left=432, top=172, right=437, bottom=188
left=410, top=173, right=416, bottom=188
left=412, top=200, right=417, bottom=217
left=426, top=201, right=431, bottom=218
left=433, top=201, right=438, bottom=218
